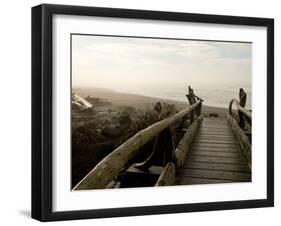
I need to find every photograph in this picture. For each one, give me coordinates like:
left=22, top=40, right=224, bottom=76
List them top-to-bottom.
left=31, top=3, right=274, bottom=221
left=71, top=34, right=252, bottom=190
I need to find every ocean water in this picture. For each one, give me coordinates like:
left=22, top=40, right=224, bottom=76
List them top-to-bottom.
left=113, top=83, right=252, bottom=109
left=158, top=87, right=252, bottom=109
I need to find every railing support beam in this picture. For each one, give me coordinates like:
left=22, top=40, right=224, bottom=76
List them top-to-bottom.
left=227, top=114, right=251, bottom=169
left=175, top=115, right=203, bottom=168
left=155, top=162, right=176, bottom=186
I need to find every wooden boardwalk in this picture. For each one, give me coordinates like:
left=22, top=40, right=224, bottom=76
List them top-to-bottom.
left=74, top=87, right=252, bottom=190
left=175, top=118, right=251, bottom=185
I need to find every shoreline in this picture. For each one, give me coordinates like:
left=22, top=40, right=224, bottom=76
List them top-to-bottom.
left=74, top=88, right=228, bottom=118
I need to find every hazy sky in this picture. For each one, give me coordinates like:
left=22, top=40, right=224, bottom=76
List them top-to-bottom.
left=72, top=35, right=251, bottom=94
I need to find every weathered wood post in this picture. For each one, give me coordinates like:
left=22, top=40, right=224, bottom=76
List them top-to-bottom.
left=186, top=86, right=196, bottom=123
left=239, top=88, right=247, bottom=129
left=198, top=100, right=202, bottom=116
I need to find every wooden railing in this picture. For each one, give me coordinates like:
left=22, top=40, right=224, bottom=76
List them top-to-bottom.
left=74, top=86, right=203, bottom=190
left=227, top=88, right=252, bottom=169
left=229, top=99, right=251, bottom=123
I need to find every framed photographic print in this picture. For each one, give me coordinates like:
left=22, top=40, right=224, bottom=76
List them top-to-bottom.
left=32, top=4, right=274, bottom=221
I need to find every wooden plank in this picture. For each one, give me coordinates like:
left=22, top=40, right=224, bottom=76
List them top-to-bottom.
left=204, top=119, right=228, bottom=122
left=203, top=120, right=228, bottom=122
left=204, top=120, right=228, bottom=122
left=204, top=120, right=228, bottom=123
left=204, top=121, right=228, bottom=123
left=200, top=123, right=231, bottom=127
left=201, top=123, right=229, bottom=126
left=203, top=123, right=229, bottom=126
left=200, top=124, right=230, bottom=128
left=202, top=124, right=229, bottom=127
left=200, top=125, right=231, bottom=128
left=202, top=126, right=229, bottom=129
left=199, top=127, right=232, bottom=131
left=199, top=129, right=233, bottom=133
left=200, top=129, right=232, bottom=133
left=200, top=129, right=230, bottom=132
left=198, top=130, right=234, bottom=135
left=198, top=132, right=234, bottom=136
left=199, top=132, right=234, bottom=136
left=196, top=134, right=237, bottom=140
left=197, top=135, right=235, bottom=140
left=195, top=137, right=238, bottom=143
left=195, top=137, right=238, bottom=142
left=193, top=139, right=238, bottom=145
left=192, top=142, right=240, bottom=148
left=192, top=145, right=240, bottom=151
left=190, top=147, right=240, bottom=153
left=189, top=150, right=243, bottom=158
left=189, top=154, right=245, bottom=161
left=187, top=155, right=248, bottom=164
left=183, top=161, right=251, bottom=172
left=177, top=168, right=251, bottom=181
left=175, top=177, right=234, bottom=185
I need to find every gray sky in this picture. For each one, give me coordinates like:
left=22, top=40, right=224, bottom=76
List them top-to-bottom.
left=72, top=35, right=251, bottom=94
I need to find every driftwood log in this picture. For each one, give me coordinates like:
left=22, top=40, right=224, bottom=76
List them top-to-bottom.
left=228, top=88, right=251, bottom=128
left=229, top=99, right=251, bottom=122
left=74, top=101, right=202, bottom=190
left=227, top=114, right=251, bottom=169
left=175, top=115, right=203, bottom=167
left=155, top=162, right=176, bottom=186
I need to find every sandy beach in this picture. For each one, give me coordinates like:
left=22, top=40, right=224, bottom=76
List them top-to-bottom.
left=74, top=87, right=228, bottom=118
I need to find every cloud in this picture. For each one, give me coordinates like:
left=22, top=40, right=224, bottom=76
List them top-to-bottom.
left=72, top=35, right=251, bottom=91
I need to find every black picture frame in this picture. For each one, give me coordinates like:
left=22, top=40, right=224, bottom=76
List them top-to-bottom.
left=32, top=4, right=274, bottom=222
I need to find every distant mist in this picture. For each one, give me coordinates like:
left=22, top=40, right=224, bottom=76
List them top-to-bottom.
left=72, top=35, right=252, bottom=108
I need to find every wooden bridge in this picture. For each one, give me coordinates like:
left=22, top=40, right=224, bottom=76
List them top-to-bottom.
left=74, top=87, right=252, bottom=190
left=175, top=117, right=251, bottom=185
